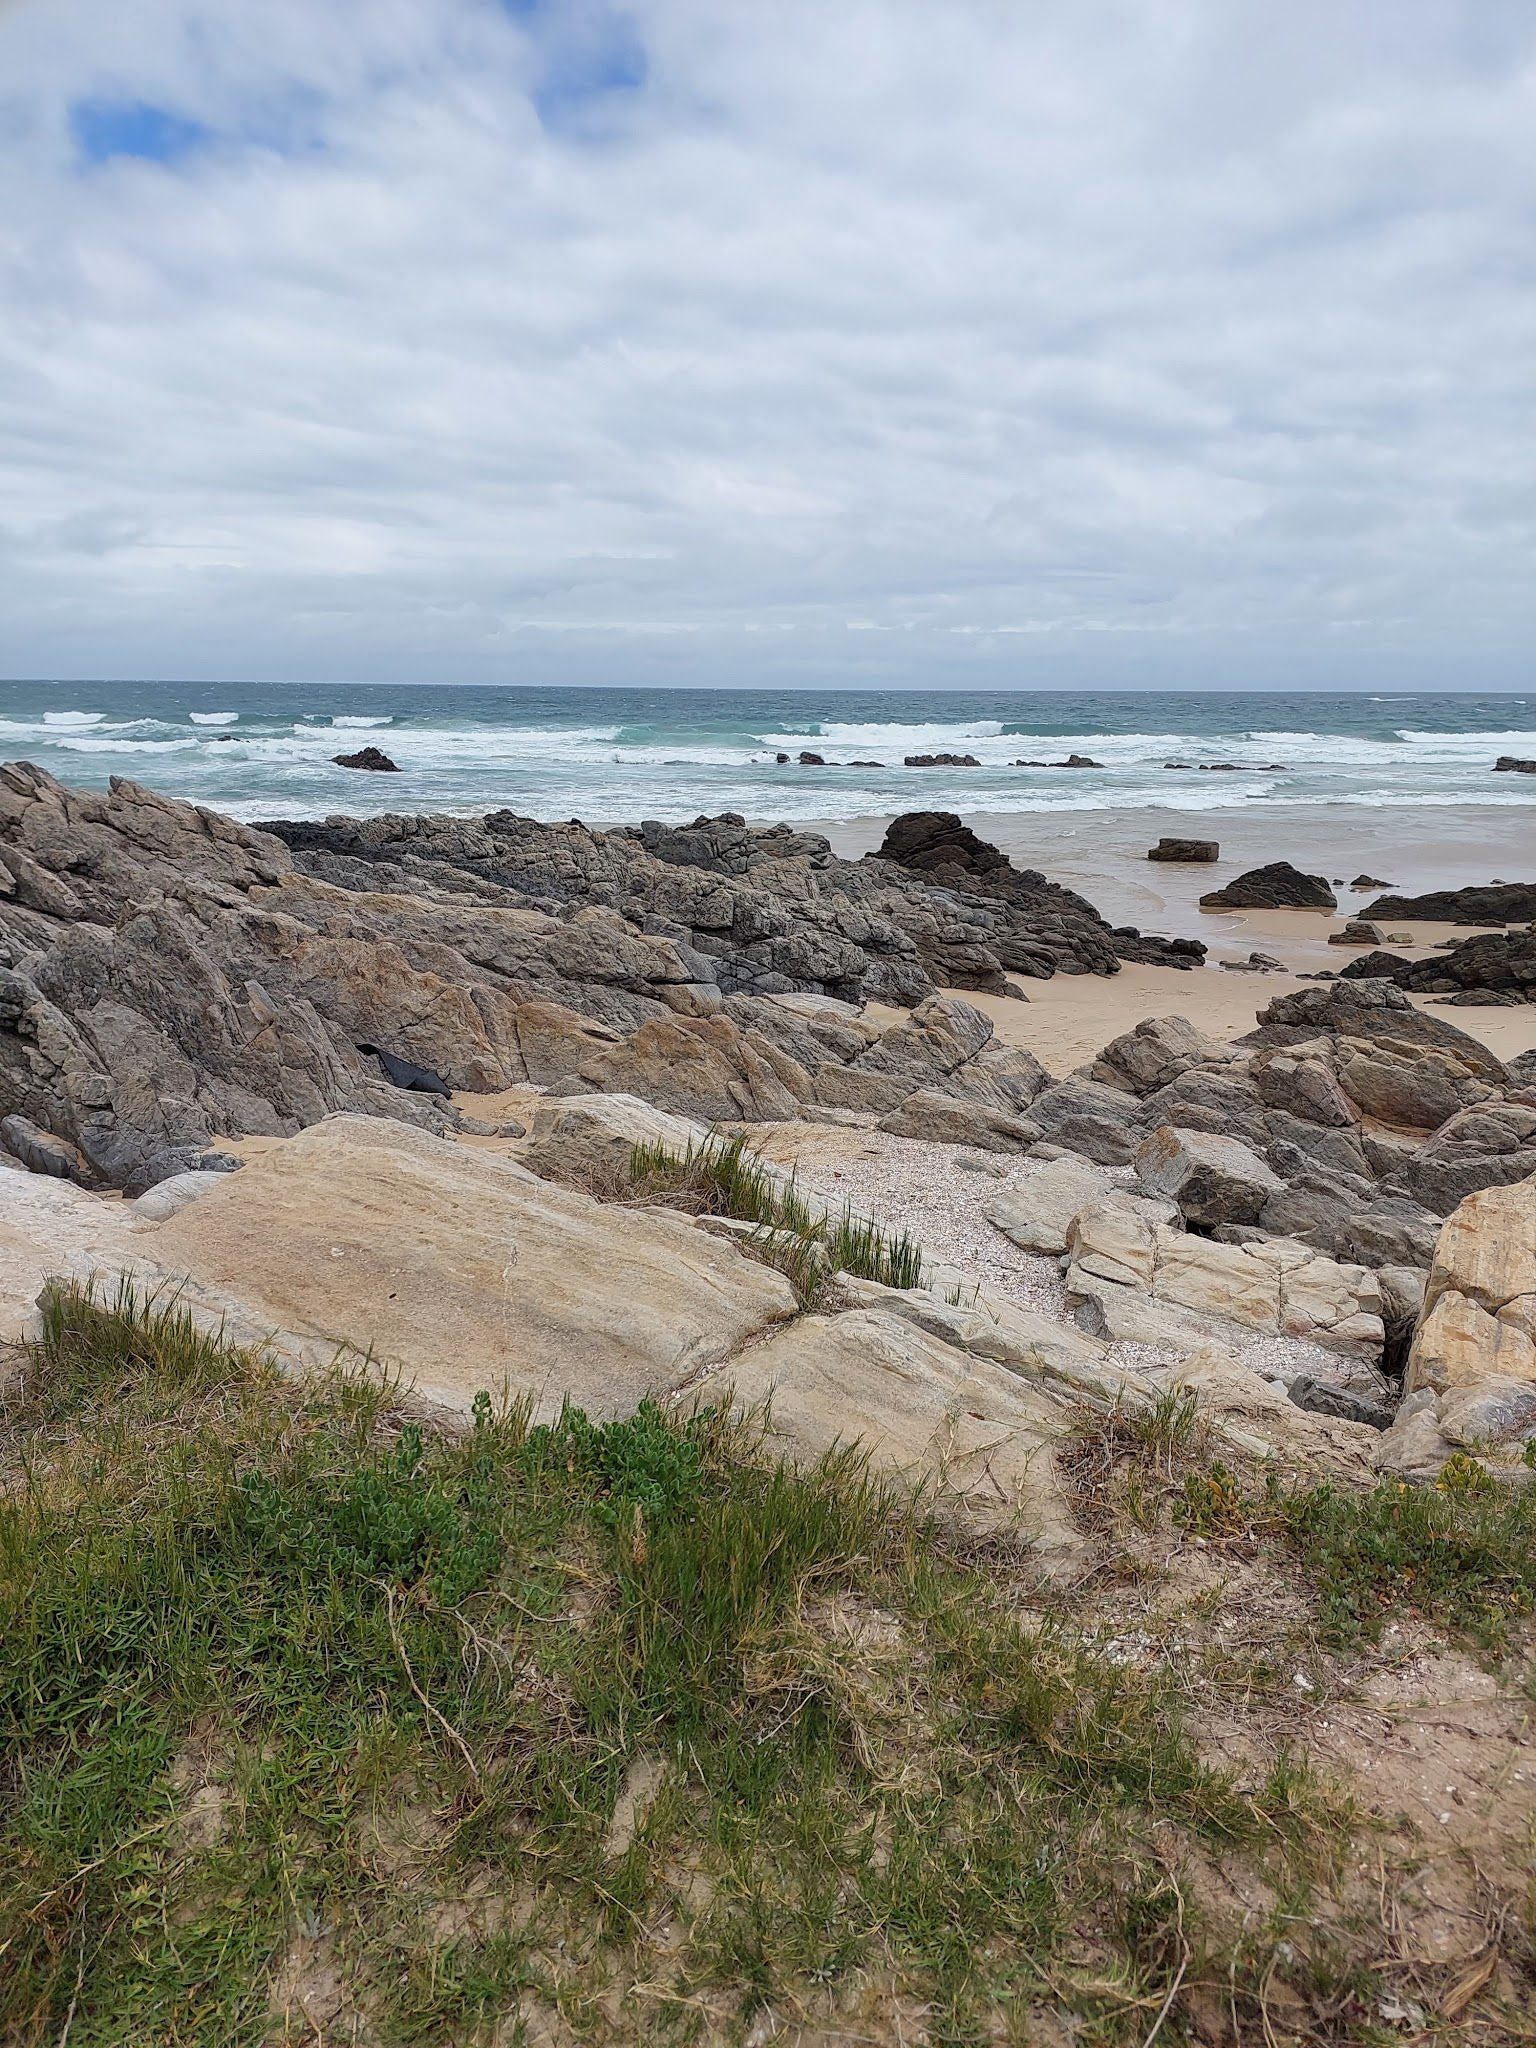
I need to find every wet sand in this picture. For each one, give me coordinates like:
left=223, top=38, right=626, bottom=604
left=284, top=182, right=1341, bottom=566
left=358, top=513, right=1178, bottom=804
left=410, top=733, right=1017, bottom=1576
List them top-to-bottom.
left=810, top=801, right=1536, bottom=1074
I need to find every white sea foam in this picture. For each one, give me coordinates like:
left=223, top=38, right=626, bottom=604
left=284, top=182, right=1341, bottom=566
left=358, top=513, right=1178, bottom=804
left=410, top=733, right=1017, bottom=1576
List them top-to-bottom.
left=190, top=711, right=239, bottom=726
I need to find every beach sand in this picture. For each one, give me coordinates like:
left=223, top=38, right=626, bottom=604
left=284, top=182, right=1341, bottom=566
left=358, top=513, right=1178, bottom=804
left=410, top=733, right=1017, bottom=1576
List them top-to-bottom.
left=805, top=800, right=1536, bottom=1074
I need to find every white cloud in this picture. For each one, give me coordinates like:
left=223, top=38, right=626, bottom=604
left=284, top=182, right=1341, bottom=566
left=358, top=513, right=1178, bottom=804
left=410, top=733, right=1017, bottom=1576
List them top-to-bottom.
left=1, top=0, right=1532, bottom=687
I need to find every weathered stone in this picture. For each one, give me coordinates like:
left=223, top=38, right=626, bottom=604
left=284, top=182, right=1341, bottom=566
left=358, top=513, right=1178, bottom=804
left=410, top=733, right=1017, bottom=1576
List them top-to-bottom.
left=1147, top=838, right=1218, bottom=862
left=1200, top=862, right=1336, bottom=911
left=1363, top=881, right=1536, bottom=925
left=1248, top=981, right=1507, bottom=1081
left=571, top=1014, right=811, bottom=1123
left=1087, top=1014, right=1227, bottom=1097
left=1335, top=1046, right=1489, bottom=1130
left=1250, top=1050, right=1358, bottom=1129
left=1025, top=1079, right=1148, bottom=1164
left=878, top=1090, right=1036, bottom=1152
left=522, top=1092, right=708, bottom=1188
left=106, top=1114, right=798, bottom=1421
left=1134, top=1125, right=1284, bottom=1227
left=984, top=1156, right=1116, bottom=1254
left=0, top=1165, right=134, bottom=1339
left=721, top=1307, right=1082, bottom=1557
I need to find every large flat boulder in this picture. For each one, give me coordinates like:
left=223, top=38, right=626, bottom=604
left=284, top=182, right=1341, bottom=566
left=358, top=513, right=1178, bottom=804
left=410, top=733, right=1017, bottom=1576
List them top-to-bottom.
left=101, top=1115, right=797, bottom=1420
left=984, top=1156, right=1117, bottom=1254
left=0, top=1163, right=135, bottom=1341
left=719, top=1307, right=1082, bottom=1561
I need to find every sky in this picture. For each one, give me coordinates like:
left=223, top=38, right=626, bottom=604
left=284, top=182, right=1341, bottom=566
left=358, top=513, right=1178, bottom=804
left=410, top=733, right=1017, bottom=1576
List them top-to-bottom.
left=1, top=0, right=1533, bottom=692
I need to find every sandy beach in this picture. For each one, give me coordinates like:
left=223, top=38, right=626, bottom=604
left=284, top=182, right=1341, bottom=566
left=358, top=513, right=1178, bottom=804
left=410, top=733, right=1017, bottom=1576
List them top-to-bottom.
left=805, top=801, right=1536, bottom=1073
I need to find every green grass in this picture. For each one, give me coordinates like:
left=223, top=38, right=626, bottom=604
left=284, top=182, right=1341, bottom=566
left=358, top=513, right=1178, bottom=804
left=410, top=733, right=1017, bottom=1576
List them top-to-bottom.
left=626, top=1132, right=925, bottom=1299
left=0, top=1281, right=1359, bottom=2047
left=1277, top=1454, right=1536, bottom=1660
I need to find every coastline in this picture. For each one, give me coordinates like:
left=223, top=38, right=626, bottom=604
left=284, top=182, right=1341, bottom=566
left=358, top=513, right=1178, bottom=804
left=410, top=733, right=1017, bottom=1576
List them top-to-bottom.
left=795, top=801, right=1536, bottom=1071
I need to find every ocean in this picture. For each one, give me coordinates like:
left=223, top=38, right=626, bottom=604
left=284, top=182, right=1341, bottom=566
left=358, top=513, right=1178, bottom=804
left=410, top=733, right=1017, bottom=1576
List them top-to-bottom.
left=1, top=681, right=1532, bottom=825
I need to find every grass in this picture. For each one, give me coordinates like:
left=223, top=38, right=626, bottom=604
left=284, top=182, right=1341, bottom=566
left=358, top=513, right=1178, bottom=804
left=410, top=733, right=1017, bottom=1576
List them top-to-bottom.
left=626, top=1132, right=926, bottom=1301
left=0, top=1280, right=1378, bottom=2048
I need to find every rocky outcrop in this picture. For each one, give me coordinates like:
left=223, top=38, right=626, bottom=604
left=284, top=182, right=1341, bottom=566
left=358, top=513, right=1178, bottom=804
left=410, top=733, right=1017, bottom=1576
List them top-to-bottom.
left=333, top=746, right=400, bottom=772
left=1494, top=756, right=1536, bottom=774
left=0, top=769, right=1203, bottom=1191
left=868, top=812, right=1204, bottom=979
left=1147, top=838, right=1218, bottom=862
left=1199, top=862, right=1337, bottom=911
left=1363, top=881, right=1536, bottom=925
left=1340, top=929, right=1536, bottom=1002
left=90, top=1113, right=800, bottom=1421
left=1133, top=1126, right=1285, bottom=1228
left=1376, top=1177, right=1536, bottom=1478
left=1065, top=1192, right=1384, bottom=1359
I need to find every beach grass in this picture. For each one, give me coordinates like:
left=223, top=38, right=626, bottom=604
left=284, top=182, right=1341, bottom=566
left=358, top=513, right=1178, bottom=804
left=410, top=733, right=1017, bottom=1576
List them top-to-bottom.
left=3, top=1282, right=1532, bottom=2044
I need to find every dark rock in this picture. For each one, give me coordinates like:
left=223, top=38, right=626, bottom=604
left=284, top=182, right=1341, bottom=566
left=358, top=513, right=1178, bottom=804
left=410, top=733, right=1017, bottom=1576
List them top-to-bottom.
left=333, top=746, right=400, bottom=772
left=797, top=751, right=825, bottom=766
left=904, top=752, right=980, bottom=767
left=1494, top=756, right=1536, bottom=773
left=870, top=813, right=1203, bottom=979
left=1147, top=838, right=1219, bottom=862
left=1199, top=862, right=1337, bottom=911
left=1350, top=874, right=1392, bottom=889
left=1363, top=881, right=1536, bottom=925
left=1327, top=920, right=1384, bottom=947
left=1341, top=928, right=1536, bottom=1002
left=1243, top=981, right=1507, bottom=1082
left=1, top=1112, right=95, bottom=1183
left=1287, top=1377, right=1394, bottom=1430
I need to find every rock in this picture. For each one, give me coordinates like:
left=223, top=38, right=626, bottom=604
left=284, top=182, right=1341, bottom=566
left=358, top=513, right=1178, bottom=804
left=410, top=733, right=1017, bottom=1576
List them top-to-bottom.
left=332, top=746, right=400, bottom=772
left=903, top=753, right=980, bottom=768
left=1493, top=756, right=1536, bottom=773
left=869, top=813, right=1202, bottom=977
left=1147, top=838, right=1218, bottom=862
left=1200, top=862, right=1337, bottom=912
left=1350, top=875, right=1391, bottom=889
left=1363, top=881, right=1536, bottom=925
left=1328, top=920, right=1385, bottom=947
left=1342, top=927, right=1536, bottom=1002
left=1248, top=981, right=1508, bottom=1082
left=571, top=1014, right=811, bottom=1123
left=1087, top=1014, right=1227, bottom=1097
left=1335, top=1044, right=1489, bottom=1130
left=1250, top=1050, right=1358, bottom=1129
left=1023, top=1079, right=1149, bottom=1164
left=878, top=1090, right=1036, bottom=1152
left=522, top=1092, right=708, bottom=1189
left=1, top=1112, right=95, bottom=1184
left=102, top=1114, right=797, bottom=1421
left=1133, top=1125, right=1285, bottom=1227
left=983, top=1156, right=1116, bottom=1254
left=0, top=1165, right=134, bottom=1339
left=130, top=1169, right=234, bottom=1223
left=1397, top=1180, right=1536, bottom=1460
left=1066, top=1196, right=1383, bottom=1358
left=1342, top=1199, right=1441, bottom=1271
left=834, top=1274, right=1120, bottom=1395
left=721, top=1308, right=1082, bottom=1557
left=1287, top=1377, right=1394, bottom=1430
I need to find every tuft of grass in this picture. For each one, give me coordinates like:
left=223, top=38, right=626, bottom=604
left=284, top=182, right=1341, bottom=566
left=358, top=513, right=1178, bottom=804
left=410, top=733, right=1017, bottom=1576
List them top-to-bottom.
left=628, top=1132, right=926, bottom=1298
left=0, top=1280, right=1371, bottom=2046
left=1278, top=1454, right=1536, bottom=1659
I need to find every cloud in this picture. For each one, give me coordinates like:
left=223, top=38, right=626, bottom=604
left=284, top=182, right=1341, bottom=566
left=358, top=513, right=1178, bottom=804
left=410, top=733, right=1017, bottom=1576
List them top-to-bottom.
left=0, top=0, right=1532, bottom=687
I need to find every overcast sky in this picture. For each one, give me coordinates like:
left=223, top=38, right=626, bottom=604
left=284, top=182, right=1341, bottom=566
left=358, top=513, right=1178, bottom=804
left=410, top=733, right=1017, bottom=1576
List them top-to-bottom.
left=2, top=0, right=1533, bottom=691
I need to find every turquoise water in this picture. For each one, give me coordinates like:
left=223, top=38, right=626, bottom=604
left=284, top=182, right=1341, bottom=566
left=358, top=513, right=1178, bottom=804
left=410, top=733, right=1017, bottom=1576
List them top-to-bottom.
left=1, top=681, right=1532, bottom=822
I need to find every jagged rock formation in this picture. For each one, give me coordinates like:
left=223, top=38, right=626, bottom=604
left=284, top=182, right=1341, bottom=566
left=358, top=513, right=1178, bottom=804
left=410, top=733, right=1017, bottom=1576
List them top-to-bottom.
left=0, top=769, right=1198, bottom=1193
left=869, top=812, right=1204, bottom=976
left=1199, top=862, right=1337, bottom=911
left=1363, top=881, right=1536, bottom=924
left=1340, top=929, right=1536, bottom=1002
